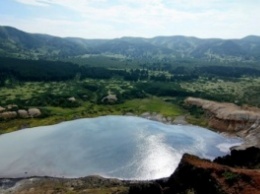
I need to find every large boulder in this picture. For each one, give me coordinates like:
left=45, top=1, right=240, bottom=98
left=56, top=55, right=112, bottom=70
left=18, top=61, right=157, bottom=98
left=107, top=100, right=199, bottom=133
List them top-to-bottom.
left=0, top=106, right=5, bottom=113
left=28, top=108, right=41, bottom=117
left=18, top=109, right=29, bottom=118
left=0, top=111, right=17, bottom=119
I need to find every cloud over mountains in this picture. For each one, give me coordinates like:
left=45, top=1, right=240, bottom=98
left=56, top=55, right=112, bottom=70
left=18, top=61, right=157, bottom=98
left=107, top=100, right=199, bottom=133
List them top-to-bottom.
left=0, top=0, right=259, bottom=38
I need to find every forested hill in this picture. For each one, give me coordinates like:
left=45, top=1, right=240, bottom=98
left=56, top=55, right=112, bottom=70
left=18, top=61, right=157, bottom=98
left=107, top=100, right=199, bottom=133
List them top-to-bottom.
left=1, top=26, right=260, bottom=62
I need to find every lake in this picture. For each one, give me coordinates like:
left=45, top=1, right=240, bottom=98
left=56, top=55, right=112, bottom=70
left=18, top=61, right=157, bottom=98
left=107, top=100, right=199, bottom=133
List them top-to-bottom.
left=0, top=116, right=241, bottom=180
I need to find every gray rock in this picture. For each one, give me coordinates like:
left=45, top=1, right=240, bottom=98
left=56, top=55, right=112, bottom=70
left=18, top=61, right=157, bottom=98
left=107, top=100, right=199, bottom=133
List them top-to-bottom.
left=101, top=95, right=118, bottom=103
left=68, top=97, right=76, bottom=102
left=0, top=106, right=5, bottom=113
left=28, top=108, right=41, bottom=117
left=18, top=109, right=29, bottom=118
left=0, top=111, right=17, bottom=119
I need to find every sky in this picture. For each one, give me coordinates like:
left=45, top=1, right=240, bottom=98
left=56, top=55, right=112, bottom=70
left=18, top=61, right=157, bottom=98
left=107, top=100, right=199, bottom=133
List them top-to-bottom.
left=0, top=0, right=260, bottom=39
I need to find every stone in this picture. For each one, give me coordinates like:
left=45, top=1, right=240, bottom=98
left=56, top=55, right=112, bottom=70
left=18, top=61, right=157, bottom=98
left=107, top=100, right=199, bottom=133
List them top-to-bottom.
left=101, top=94, right=118, bottom=103
left=68, top=97, right=76, bottom=102
left=0, top=106, right=5, bottom=113
left=28, top=108, right=41, bottom=117
left=18, top=109, right=29, bottom=118
left=0, top=111, right=17, bottom=119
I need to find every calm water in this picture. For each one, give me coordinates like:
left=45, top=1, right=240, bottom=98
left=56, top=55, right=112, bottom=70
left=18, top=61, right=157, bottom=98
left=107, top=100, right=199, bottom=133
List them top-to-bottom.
left=0, top=116, right=241, bottom=180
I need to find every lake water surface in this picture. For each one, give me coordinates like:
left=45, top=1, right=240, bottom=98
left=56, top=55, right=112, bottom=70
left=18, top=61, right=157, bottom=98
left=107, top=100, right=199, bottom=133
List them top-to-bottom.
left=0, top=116, right=241, bottom=180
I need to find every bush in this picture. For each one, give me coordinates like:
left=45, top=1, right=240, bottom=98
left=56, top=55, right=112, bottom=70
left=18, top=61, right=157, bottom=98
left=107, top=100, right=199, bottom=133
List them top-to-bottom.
left=222, top=171, right=240, bottom=185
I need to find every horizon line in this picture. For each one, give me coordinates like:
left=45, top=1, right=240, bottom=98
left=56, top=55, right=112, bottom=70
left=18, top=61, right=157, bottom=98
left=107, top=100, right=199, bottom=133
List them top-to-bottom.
left=1, top=25, right=259, bottom=40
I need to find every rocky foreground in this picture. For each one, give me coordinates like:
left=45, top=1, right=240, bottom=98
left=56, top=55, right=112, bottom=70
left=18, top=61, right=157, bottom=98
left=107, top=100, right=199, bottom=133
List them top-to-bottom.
left=1, top=147, right=259, bottom=194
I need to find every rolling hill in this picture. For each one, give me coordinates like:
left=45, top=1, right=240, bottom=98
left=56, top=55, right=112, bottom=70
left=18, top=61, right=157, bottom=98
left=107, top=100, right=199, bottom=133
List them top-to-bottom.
left=0, top=26, right=260, bottom=62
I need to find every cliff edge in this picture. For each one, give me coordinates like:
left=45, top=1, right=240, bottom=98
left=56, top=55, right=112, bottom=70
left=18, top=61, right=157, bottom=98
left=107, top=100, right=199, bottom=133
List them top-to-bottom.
left=185, top=97, right=260, bottom=149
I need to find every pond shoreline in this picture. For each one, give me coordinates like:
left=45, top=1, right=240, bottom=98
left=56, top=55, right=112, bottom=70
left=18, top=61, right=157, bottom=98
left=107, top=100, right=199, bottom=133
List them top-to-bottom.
left=125, top=112, right=189, bottom=125
left=2, top=146, right=260, bottom=194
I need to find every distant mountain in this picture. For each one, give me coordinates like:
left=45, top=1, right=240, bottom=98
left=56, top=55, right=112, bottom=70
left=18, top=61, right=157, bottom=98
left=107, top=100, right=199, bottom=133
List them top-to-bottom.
left=0, top=26, right=260, bottom=62
left=0, top=26, right=89, bottom=59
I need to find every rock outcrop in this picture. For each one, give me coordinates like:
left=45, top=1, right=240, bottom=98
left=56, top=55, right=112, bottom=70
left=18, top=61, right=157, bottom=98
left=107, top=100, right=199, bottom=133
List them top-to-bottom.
left=185, top=97, right=260, bottom=149
left=185, top=97, right=260, bottom=132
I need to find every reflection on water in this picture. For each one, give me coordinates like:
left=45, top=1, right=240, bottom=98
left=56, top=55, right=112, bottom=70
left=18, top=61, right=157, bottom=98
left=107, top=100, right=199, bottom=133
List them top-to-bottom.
left=0, top=116, right=241, bottom=180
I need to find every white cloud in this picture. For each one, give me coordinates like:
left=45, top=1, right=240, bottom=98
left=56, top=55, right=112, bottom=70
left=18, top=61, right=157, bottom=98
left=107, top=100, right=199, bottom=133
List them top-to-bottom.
left=7, top=0, right=260, bottom=38
left=15, top=0, right=50, bottom=6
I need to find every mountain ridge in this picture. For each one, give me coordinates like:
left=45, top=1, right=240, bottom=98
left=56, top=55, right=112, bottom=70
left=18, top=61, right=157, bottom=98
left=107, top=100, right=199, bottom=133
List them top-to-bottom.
left=1, top=25, right=260, bottom=62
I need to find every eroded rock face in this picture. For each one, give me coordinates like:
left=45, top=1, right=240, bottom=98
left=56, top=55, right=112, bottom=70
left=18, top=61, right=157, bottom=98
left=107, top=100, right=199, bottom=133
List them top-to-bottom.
left=185, top=97, right=260, bottom=132
left=185, top=97, right=260, bottom=149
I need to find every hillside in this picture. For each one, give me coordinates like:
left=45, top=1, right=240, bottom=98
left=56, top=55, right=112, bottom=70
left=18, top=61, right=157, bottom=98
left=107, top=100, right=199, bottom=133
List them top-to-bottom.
left=0, top=26, right=89, bottom=59
left=1, top=26, right=260, bottom=62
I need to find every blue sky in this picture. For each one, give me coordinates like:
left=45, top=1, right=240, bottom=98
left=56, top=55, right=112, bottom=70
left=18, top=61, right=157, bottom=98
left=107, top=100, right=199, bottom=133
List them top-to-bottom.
left=0, top=0, right=260, bottom=39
